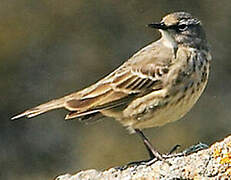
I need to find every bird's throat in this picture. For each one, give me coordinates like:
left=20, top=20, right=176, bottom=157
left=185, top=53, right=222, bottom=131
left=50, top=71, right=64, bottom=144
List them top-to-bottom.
left=160, top=30, right=177, bottom=49
left=160, top=30, right=178, bottom=58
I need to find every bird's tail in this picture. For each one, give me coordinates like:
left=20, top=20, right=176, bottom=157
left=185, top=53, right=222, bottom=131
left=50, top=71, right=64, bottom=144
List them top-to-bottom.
left=11, top=96, right=67, bottom=120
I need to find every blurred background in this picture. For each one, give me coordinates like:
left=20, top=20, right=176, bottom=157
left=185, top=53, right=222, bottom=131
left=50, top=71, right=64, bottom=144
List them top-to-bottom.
left=2, top=0, right=231, bottom=179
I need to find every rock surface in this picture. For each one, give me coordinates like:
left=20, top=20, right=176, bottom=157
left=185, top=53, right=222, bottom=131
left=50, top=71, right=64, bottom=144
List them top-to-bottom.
left=56, top=135, right=231, bottom=180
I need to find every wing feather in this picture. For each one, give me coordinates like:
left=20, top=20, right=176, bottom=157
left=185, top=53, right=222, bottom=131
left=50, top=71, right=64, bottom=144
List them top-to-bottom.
left=12, top=42, right=173, bottom=121
left=64, top=52, right=171, bottom=120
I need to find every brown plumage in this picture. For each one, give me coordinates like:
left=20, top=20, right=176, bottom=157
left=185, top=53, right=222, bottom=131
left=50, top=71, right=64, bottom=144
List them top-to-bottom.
left=12, top=12, right=211, bottom=136
left=11, top=43, right=170, bottom=123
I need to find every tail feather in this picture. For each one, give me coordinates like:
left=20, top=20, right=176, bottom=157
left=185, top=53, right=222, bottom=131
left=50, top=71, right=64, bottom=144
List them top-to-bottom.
left=11, top=97, right=66, bottom=120
left=65, top=109, right=101, bottom=120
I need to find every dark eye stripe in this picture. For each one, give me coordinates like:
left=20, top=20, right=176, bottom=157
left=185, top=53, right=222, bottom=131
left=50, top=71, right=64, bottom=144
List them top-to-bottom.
left=167, top=23, right=195, bottom=32
left=168, top=24, right=179, bottom=30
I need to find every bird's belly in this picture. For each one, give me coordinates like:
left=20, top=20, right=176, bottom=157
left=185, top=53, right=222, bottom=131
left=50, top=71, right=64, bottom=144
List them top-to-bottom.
left=128, top=80, right=208, bottom=130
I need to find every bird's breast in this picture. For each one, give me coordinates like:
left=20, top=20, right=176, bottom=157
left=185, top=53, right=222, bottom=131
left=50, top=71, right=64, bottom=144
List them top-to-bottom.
left=123, top=48, right=210, bottom=130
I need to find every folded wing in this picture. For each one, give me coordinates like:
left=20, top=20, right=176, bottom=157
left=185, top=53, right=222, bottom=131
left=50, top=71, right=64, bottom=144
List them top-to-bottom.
left=11, top=43, right=171, bottom=121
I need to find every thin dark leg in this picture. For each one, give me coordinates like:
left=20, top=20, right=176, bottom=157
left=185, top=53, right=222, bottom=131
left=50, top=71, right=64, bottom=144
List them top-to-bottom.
left=116, top=129, right=170, bottom=170
left=135, top=129, right=165, bottom=162
left=136, top=131, right=155, bottom=159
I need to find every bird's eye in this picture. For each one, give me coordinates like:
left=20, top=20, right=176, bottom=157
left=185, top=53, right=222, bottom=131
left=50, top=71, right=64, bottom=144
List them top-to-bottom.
left=178, top=24, right=187, bottom=31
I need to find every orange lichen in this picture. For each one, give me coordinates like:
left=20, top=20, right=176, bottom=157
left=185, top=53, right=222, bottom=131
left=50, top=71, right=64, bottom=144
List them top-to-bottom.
left=213, top=145, right=231, bottom=167
left=213, top=147, right=222, bottom=158
left=220, top=153, right=231, bottom=165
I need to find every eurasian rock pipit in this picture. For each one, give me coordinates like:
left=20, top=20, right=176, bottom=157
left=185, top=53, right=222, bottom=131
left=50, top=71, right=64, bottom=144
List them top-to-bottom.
left=12, top=12, right=211, bottom=162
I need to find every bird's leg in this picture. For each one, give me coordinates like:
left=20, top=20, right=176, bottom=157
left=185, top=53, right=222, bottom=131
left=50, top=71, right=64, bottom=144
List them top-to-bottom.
left=117, top=129, right=171, bottom=170
left=135, top=129, right=165, bottom=162
left=166, top=142, right=209, bottom=158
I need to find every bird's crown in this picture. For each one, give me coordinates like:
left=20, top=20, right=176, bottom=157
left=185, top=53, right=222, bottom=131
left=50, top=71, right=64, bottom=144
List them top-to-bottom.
left=162, top=12, right=200, bottom=27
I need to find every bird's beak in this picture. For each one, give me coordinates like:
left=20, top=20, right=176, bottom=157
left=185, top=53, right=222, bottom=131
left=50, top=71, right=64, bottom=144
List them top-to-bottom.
left=147, top=22, right=168, bottom=30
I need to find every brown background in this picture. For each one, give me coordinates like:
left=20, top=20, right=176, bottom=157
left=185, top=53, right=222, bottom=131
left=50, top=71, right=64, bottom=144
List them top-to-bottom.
left=2, top=0, right=231, bottom=179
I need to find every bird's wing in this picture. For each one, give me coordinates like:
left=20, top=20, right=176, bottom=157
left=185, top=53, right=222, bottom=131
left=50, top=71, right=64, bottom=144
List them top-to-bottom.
left=11, top=42, right=173, bottom=121
left=64, top=44, right=172, bottom=119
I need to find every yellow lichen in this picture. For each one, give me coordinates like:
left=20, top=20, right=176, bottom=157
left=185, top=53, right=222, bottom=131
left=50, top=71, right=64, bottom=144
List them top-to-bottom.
left=213, top=147, right=221, bottom=158
left=220, top=153, right=231, bottom=165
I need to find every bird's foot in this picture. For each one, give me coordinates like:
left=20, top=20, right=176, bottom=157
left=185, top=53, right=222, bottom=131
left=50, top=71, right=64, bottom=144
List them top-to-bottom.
left=134, top=129, right=171, bottom=166
left=116, top=142, right=208, bottom=170
left=164, top=142, right=209, bottom=159
left=116, top=153, right=171, bottom=171
left=115, top=158, right=153, bottom=171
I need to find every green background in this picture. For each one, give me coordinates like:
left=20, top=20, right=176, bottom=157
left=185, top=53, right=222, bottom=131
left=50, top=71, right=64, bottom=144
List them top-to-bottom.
left=2, top=0, right=231, bottom=179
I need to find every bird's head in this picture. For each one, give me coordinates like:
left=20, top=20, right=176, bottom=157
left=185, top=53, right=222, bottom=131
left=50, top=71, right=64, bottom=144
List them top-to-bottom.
left=148, top=12, right=207, bottom=49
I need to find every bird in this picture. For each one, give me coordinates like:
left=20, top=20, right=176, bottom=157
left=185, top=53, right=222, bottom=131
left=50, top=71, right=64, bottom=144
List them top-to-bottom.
left=11, top=12, right=211, bottom=162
